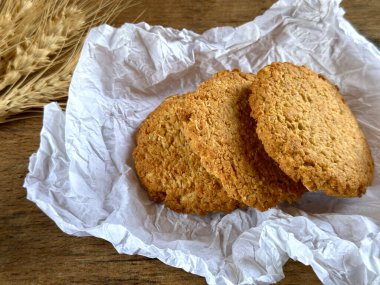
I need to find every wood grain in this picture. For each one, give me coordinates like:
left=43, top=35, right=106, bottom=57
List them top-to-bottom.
left=1, top=0, right=379, bottom=284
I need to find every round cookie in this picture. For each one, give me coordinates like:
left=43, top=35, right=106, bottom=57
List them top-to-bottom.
left=249, top=62, right=374, bottom=197
left=183, top=70, right=306, bottom=211
left=133, top=95, right=243, bottom=215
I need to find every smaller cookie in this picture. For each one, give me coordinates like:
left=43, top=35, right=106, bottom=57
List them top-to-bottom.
left=250, top=62, right=374, bottom=197
left=183, top=70, right=306, bottom=211
left=133, top=95, right=243, bottom=215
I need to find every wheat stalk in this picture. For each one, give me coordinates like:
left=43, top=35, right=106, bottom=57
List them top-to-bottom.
left=0, top=0, right=140, bottom=123
left=0, top=0, right=35, bottom=57
left=0, top=6, right=84, bottom=91
left=0, top=48, right=79, bottom=122
left=0, top=73, right=72, bottom=120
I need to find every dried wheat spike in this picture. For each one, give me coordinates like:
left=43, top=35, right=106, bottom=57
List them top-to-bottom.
left=0, top=0, right=140, bottom=123
left=0, top=6, right=85, bottom=91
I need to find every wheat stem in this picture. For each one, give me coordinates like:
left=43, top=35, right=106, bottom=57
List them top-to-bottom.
left=0, top=0, right=141, bottom=123
left=0, top=6, right=85, bottom=91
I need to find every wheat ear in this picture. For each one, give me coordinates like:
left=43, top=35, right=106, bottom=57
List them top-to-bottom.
left=0, top=0, right=141, bottom=123
left=0, top=0, right=38, bottom=73
left=0, top=0, right=35, bottom=53
left=0, top=6, right=85, bottom=91
left=0, top=55, right=78, bottom=122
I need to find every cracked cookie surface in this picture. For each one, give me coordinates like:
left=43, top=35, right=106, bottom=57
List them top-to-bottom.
left=250, top=62, right=374, bottom=197
left=183, top=70, right=306, bottom=211
left=133, top=95, right=243, bottom=215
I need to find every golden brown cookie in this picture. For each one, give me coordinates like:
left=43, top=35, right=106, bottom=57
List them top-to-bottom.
left=250, top=62, right=374, bottom=197
left=183, top=70, right=306, bottom=211
left=133, top=95, right=243, bottom=215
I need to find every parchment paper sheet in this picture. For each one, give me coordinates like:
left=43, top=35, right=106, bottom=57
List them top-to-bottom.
left=24, top=0, right=380, bottom=284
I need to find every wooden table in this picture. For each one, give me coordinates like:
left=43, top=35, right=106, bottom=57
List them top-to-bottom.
left=1, top=1, right=379, bottom=284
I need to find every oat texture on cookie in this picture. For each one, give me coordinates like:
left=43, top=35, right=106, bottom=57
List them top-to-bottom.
left=250, top=62, right=374, bottom=197
left=183, top=71, right=306, bottom=211
left=133, top=95, right=243, bottom=215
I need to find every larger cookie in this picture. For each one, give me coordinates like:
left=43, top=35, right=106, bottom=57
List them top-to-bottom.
left=249, top=62, right=374, bottom=197
left=183, top=70, right=306, bottom=211
left=133, top=95, right=243, bottom=215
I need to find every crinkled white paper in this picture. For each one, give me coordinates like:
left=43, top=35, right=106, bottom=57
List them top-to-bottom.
left=24, top=0, right=380, bottom=284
